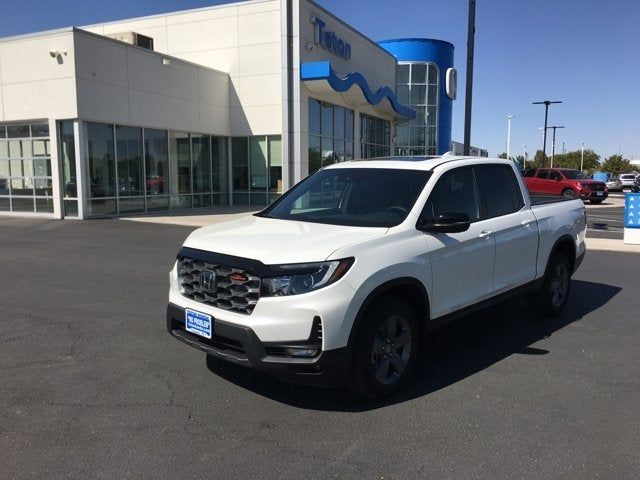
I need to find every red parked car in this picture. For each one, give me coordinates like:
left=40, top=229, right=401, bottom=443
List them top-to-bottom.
left=523, top=168, right=608, bottom=204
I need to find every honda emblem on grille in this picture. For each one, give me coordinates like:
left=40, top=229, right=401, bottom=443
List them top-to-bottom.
left=200, top=270, right=216, bottom=292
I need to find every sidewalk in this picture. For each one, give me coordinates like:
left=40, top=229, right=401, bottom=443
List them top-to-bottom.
left=120, top=206, right=257, bottom=227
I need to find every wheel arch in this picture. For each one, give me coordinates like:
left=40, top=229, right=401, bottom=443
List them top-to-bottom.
left=546, top=235, right=577, bottom=274
left=347, top=277, right=430, bottom=348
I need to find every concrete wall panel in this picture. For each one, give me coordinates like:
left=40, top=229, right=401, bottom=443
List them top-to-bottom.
left=2, top=78, right=77, bottom=121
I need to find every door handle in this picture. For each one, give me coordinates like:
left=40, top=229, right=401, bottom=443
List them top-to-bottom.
left=521, top=219, right=535, bottom=227
left=478, top=230, right=493, bottom=238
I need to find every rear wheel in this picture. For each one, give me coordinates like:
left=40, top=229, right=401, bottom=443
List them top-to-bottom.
left=561, top=188, right=576, bottom=198
left=527, top=251, right=571, bottom=317
left=348, top=297, right=419, bottom=399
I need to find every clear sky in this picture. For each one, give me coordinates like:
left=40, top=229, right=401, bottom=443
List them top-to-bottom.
left=1, top=0, right=638, bottom=160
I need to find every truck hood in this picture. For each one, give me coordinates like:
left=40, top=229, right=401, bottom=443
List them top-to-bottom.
left=182, top=214, right=388, bottom=265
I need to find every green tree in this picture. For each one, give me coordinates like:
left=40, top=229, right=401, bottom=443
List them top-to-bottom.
left=550, top=149, right=600, bottom=173
left=527, top=150, right=547, bottom=169
left=497, top=152, right=507, bottom=159
left=600, top=154, right=633, bottom=175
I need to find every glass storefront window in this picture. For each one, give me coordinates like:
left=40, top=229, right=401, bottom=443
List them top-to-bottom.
left=395, top=62, right=439, bottom=156
left=397, top=64, right=410, bottom=84
left=308, top=98, right=354, bottom=174
left=360, top=114, right=391, bottom=159
left=0, top=121, right=52, bottom=214
left=59, top=121, right=77, bottom=200
left=76, top=121, right=231, bottom=216
left=85, top=122, right=116, bottom=200
left=31, top=124, right=50, bottom=137
left=7, top=125, right=30, bottom=138
left=116, top=125, right=143, bottom=197
left=144, top=128, right=168, bottom=198
left=169, top=132, right=191, bottom=209
left=192, top=135, right=211, bottom=194
left=231, top=135, right=281, bottom=206
left=212, top=136, right=228, bottom=199
left=268, top=136, right=282, bottom=201
left=250, top=137, right=268, bottom=206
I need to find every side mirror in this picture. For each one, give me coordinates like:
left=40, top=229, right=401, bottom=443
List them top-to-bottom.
left=417, top=212, right=471, bottom=233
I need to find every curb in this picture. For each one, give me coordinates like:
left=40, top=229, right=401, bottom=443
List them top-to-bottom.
left=586, top=237, right=640, bottom=253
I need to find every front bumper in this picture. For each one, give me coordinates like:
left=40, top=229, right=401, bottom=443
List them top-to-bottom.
left=579, top=190, right=608, bottom=200
left=166, top=303, right=350, bottom=387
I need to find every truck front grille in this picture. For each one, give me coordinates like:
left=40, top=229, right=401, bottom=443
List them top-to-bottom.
left=177, top=257, right=261, bottom=314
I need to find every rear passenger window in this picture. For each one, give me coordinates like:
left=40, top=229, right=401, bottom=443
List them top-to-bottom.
left=475, top=165, right=523, bottom=219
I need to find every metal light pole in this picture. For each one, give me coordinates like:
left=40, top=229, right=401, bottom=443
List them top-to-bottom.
left=463, top=0, right=476, bottom=155
left=533, top=100, right=562, bottom=167
left=506, top=115, right=515, bottom=160
left=548, top=125, right=565, bottom=168
left=581, top=142, right=585, bottom=171
left=523, top=144, right=527, bottom=168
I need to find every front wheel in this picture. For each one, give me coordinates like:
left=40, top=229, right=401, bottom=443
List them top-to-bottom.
left=589, top=199, right=604, bottom=204
left=527, top=252, right=572, bottom=317
left=347, top=297, right=419, bottom=399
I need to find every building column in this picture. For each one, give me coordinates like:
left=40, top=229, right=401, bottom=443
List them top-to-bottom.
left=48, top=118, right=63, bottom=219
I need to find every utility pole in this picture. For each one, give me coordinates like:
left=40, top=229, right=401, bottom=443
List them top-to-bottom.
left=463, top=0, right=476, bottom=156
left=532, top=100, right=562, bottom=167
left=506, top=115, right=515, bottom=161
left=548, top=125, right=565, bottom=168
left=581, top=142, right=585, bottom=171
left=523, top=144, right=527, bottom=168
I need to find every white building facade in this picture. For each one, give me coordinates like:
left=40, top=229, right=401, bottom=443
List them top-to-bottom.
left=0, top=0, right=454, bottom=218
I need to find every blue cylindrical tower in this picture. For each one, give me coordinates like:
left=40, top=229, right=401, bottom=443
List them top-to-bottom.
left=378, top=38, right=455, bottom=155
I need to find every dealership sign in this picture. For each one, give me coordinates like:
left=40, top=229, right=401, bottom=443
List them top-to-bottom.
left=310, top=16, right=352, bottom=61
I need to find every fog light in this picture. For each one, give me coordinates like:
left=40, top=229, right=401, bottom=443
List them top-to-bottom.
left=284, top=347, right=319, bottom=357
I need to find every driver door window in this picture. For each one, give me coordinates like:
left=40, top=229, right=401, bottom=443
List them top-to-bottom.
left=422, top=167, right=480, bottom=223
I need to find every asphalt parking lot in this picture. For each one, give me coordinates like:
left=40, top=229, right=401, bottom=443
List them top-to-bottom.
left=585, top=193, right=626, bottom=239
left=1, top=217, right=639, bottom=479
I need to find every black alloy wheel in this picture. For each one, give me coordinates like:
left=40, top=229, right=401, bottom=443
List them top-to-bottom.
left=348, top=296, right=419, bottom=399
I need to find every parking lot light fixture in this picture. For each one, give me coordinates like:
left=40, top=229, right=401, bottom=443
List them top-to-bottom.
left=533, top=100, right=562, bottom=167
left=506, top=115, right=515, bottom=161
left=548, top=126, right=565, bottom=168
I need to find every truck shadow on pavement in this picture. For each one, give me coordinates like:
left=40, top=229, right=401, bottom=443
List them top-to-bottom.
left=206, top=280, right=620, bottom=411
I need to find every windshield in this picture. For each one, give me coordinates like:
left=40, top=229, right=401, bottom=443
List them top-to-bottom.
left=257, top=168, right=431, bottom=227
left=562, top=170, right=590, bottom=179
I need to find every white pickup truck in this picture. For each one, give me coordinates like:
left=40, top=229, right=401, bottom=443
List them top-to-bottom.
left=167, top=156, right=587, bottom=398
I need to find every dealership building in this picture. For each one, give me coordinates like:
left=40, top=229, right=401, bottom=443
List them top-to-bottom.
left=0, top=0, right=456, bottom=219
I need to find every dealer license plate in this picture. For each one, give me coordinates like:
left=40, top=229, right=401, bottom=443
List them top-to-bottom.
left=597, top=191, right=603, bottom=196
left=185, top=309, right=212, bottom=339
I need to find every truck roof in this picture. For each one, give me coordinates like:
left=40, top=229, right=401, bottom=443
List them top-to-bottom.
left=322, top=155, right=510, bottom=171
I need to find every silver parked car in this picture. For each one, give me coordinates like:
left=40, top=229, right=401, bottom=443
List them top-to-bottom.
left=620, top=173, right=639, bottom=190
left=605, top=175, right=623, bottom=191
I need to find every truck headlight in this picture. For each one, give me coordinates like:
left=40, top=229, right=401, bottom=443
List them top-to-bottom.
left=261, top=258, right=354, bottom=297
